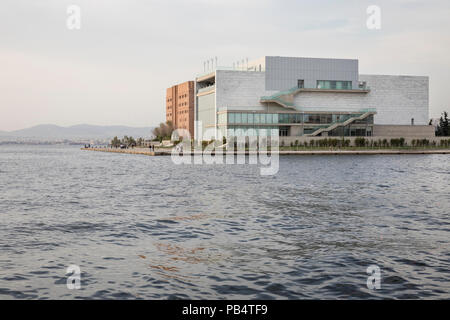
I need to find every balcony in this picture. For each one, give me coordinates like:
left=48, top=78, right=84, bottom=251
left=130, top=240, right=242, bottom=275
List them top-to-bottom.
left=197, top=84, right=216, bottom=95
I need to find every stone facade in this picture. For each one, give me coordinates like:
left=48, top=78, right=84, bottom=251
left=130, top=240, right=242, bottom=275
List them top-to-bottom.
left=215, top=71, right=429, bottom=126
left=373, top=125, right=434, bottom=137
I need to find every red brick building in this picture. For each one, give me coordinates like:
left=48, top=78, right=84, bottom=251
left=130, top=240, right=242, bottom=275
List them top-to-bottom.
left=166, top=81, right=195, bottom=138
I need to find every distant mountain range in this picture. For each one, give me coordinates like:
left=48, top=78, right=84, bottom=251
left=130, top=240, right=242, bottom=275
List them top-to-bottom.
left=0, top=124, right=154, bottom=140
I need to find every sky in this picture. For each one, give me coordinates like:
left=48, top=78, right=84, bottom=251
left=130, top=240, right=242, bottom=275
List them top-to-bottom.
left=1, top=0, right=449, bottom=131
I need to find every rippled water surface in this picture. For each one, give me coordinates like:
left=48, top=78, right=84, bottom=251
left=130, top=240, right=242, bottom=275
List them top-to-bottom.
left=0, top=145, right=449, bottom=299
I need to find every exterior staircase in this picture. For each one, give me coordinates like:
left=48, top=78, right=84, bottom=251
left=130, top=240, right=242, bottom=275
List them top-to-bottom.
left=260, top=85, right=370, bottom=109
left=306, top=110, right=376, bottom=137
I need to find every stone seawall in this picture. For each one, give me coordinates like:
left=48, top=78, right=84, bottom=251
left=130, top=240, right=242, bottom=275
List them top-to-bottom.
left=82, top=147, right=450, bottom=156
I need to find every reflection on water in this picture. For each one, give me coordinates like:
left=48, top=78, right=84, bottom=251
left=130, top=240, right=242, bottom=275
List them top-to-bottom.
left=0, top=145, right=449, bottom=299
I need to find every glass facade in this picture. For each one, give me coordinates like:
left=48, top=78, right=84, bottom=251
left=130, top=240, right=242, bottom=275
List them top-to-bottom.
left=317, top=80, right=352, bottom=90
left=220, top=111, right=373, bottom=137
left=227, top=112, right=306, bottom=125
left=227, top=126, right=279, bottom=137
left=328, top=126, right=372, bottom=137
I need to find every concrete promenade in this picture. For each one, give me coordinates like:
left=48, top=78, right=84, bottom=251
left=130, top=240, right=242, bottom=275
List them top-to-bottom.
left=82, top=147, right=450, bottom=156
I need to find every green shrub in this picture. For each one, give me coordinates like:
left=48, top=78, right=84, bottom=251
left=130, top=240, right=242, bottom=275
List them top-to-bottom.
left=355, top=137, right=366, bottom=147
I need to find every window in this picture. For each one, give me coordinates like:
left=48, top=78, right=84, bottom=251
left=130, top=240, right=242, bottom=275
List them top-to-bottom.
left=298, top=80, right=304, bottom=88
left=317, top=80, right=352, bottom=90
left=228, top=113, right=235, bottom=124
left=235, top=113, right=242, bottom=123
left=241, top=113, right=248, bottom=124
left=248, top=113, right=254, bottom=124
left=254, top=113, right=260, bottom=124
left=260, top=114, right=266, bottom=124
left=273, top=114, right=279, bottom=124
left=279, top=114, right=289, bottom=123
left=305, top=114, right=320, bottom=123
left=320, top=114, right=332, bottom=124
left=259, top=127, right=267, bottom=136
left=279, top=127, right=289, bottom=136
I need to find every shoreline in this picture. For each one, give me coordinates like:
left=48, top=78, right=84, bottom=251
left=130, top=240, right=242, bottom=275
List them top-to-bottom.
left=81, top=147, right=450, bottom=156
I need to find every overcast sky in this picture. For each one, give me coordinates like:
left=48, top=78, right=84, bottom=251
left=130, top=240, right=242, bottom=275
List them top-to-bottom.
left=1, top=0, right=449, bottom=131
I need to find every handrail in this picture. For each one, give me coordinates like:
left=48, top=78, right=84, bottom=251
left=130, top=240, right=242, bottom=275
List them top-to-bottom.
left=306, top=111, right=376, bottom=137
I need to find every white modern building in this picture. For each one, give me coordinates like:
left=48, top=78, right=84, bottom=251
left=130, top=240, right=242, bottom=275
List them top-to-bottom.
left=195, top=56, right=432, bottom=141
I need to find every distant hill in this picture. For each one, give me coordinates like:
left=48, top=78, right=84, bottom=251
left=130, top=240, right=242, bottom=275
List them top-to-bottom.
left=1, top=124, right=154, bottom=140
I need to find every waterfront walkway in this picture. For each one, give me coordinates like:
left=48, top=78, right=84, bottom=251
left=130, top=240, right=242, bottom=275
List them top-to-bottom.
left=81, top=147, right=450, bottom=156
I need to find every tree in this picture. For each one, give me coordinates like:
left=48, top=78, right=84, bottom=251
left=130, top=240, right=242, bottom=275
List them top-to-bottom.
left=436, top=111, right=449, bottom=136
left=152, top=121, right=174, bottom=141
left=111, top=136, right=121, bottom=148
left=122, top=136, right=136, bottom=148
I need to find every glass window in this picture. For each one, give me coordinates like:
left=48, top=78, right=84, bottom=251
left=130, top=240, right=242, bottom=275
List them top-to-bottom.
left=317, top=80, right=352, bottom=90
left=228, top=113, right=235, bottom=124
left=235, top=113, right=242, bottom=123
left=241, top=113, right=248, bottom=124
left=248, top=113, right=254, bottom=124
left=254, top=113, right=260, bottom=124
left=266, top=113, right=273, bottom=124
left=273, top=113, right=279, bottom=124
left=260, top=114, right=266, bottom=124
left=290, top=114, right=295, bottom=123
left=305, top=114, right=320, bottom=123
left=320, top=114, right=332, bottom=123
left=228, top=127, right=234, bottom=136
left=247, top=127, right=257, bottom=136
left=259, top=127, right=267, bottom=136
left=270, top=128, right=278, bottom=137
